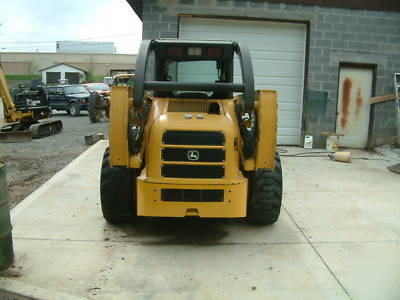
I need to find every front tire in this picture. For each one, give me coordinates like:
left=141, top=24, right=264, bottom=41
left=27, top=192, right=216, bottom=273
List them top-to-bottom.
left=100, top=148, right=136, bottom=223
left=248, top=154, right=283, bottom=225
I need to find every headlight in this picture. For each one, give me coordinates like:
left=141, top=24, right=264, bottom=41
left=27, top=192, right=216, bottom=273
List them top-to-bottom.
left=80, top=99, right=86, bottom=104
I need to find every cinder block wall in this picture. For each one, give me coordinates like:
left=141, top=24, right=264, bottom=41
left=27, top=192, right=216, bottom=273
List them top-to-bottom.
left=142, top=0, right=400, bottom=147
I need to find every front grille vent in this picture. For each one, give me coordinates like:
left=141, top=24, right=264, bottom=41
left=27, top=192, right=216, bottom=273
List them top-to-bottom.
left=168, top=101, right=209, bottom=113
left=163, top=131, right=225, bottom=146
left=162, top=148, right=225, bottom=162
left=162, top=165, right=224, bottom=178
left=162, top=189, right=224, bottom=202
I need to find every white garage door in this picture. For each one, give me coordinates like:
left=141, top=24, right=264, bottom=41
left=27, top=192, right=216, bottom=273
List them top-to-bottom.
left=179, top=17, right=307, bottom=145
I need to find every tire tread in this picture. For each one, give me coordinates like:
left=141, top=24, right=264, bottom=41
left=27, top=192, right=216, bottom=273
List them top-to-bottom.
left=100, top=148, right=136, bottom=223
left=248, top=153, right=283, bottom=225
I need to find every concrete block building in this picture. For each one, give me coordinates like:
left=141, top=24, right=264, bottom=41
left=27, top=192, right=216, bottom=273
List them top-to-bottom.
left=127, top=0, right=400, bottom=148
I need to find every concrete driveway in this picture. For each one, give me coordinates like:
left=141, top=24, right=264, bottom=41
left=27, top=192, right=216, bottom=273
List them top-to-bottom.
left=2, top=141, right=399, bottom=299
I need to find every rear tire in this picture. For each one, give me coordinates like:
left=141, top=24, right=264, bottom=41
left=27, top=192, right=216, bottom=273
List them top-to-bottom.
left=88, top=92, right=102, bottom=123
left=100, top=148, right=136, bottom=223
left=248, top=153, right=283, bottom=225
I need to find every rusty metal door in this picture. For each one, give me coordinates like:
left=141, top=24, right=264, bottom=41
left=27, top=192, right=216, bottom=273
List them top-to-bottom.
left=336, top=66, right=373, bottom=148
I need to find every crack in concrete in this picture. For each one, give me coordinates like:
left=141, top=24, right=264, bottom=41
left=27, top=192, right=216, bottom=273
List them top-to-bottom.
left=283, top=205, right=351, bottom=298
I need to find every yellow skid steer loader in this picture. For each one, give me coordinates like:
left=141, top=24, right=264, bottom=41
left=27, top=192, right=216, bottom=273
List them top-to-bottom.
left=101, top=39, right=282, bottom=225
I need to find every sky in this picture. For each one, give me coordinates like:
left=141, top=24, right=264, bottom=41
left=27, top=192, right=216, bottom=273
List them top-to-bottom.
left=0, top=0, right=142, bottom=54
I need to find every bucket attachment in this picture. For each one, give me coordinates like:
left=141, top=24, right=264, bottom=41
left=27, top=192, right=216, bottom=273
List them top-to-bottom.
left=30, top=119, right=63, bottom=139
left=0, top=131, right=33, bottom=143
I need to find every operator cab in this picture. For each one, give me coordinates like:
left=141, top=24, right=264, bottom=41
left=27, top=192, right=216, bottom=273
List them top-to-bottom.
left=134, top=39, right=255, bottom=110
left=152, top=40, right=235, bottom=100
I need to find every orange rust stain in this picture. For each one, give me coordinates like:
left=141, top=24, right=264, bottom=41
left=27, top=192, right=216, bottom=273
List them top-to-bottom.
left=341, top=77, right=352, bottom=129
left=356, top=88, right=363, bottom=116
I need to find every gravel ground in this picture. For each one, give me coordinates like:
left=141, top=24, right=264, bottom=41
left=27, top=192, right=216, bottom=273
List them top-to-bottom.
left=0, top=110, right=109, bottom=208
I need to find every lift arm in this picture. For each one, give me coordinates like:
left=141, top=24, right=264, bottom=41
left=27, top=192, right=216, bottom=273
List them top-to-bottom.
left=0, top=66, right=16, bottom=122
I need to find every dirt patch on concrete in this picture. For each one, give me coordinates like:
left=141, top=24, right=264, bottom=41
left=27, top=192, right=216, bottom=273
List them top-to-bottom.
left=0, top=112, right=108, bottom=208
left=2, top=153, right=79, bottom=207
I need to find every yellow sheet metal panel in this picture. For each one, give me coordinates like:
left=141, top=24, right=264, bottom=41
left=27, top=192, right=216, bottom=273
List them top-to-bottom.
left=0, top=67, right=16, bottom=120
left=109, top=86, right=130, bottom=167
left=255, top=90, right=277, bottom=170
left=128, top=98, right=161, bottom=169
left=133, top=98, right=161, bottom=167
left=146, top=99, right=241, bottom=181
left=129, top=154, right=142, bottom=169
left=243, top=158, right=255, bottom=171
left=136, top=178, right=248, bottom=218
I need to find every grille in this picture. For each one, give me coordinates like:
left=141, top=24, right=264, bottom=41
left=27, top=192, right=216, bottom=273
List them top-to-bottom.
left=168, top=101, right=209, bottom=113
left=163, top=131, right=225, bottom=146
left=162, top=148, right=225, bottom=162
left=162, top=165, right=224, bottom=178
left=162, top=189, right=224, bottom=202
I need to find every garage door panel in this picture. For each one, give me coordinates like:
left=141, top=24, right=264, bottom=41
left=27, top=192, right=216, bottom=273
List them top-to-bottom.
left=180, top=17, right=306, bottom=145
left=190, top=24, right=304, bottom=40
left=235, top=37, right=304, bottom=51
left=251, top=50, right=304, bottom=61
left=234, top=61, right=304, bottom=83
left=253, top=63, right=304, bottom=77
left=239, top=74, right=302, bottom=86
left=254, top=77, right=302, bottom=87
left=260, top=88, right=301, bottom=103
left=279, top=103, right=302, bottom=112
left=279, top=112, right=301, bottom=122
left=279, top=117, right=302, bottom=128
left=277, top=133, right=300, bottom=145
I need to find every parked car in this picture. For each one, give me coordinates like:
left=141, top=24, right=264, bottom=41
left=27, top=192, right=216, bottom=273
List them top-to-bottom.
left=103, top=76, right=113, bottom=86
left=83, top=83, right=110, bottom=96
left=45, top=85, right=90, bottom=117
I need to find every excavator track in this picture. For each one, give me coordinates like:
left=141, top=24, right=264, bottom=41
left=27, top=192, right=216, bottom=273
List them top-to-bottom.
left=29, top=119, right=63, bottom=138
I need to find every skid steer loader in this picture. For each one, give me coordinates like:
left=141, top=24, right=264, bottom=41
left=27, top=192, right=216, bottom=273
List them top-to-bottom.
left=101, top=39, right=282, bottom=225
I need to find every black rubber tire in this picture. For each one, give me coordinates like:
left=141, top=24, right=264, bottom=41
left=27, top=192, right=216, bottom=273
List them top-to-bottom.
left=88, top=92, right=102, bottom=123
left=69, top=102, right=80, bottom=117
left=100, top=148, right=136, bottom=223
left=248, top=153, right=283, bottom=225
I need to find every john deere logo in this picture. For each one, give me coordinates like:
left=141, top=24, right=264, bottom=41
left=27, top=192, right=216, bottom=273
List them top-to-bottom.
left=187, top=150, right=200, bottom=161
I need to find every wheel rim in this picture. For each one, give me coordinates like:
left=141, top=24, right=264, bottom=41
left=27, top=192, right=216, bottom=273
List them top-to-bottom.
left=96, top=98, right=103, bottom=120
left=70, top=105, right=76, bottom=115
left=96, top=108, right=102, bottom=120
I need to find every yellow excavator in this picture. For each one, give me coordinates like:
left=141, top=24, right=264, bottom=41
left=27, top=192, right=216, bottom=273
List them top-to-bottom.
left=0, top=66, right=63, bottom=142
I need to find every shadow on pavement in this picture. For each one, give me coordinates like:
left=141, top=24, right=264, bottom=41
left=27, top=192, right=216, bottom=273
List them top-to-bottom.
left=113, top=218, right=249, bottom=246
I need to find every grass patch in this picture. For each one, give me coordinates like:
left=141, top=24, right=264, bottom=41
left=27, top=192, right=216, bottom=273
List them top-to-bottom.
left=5, top=74, right=40, bottom=81
left=86, top=75, right=105, bottom=83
